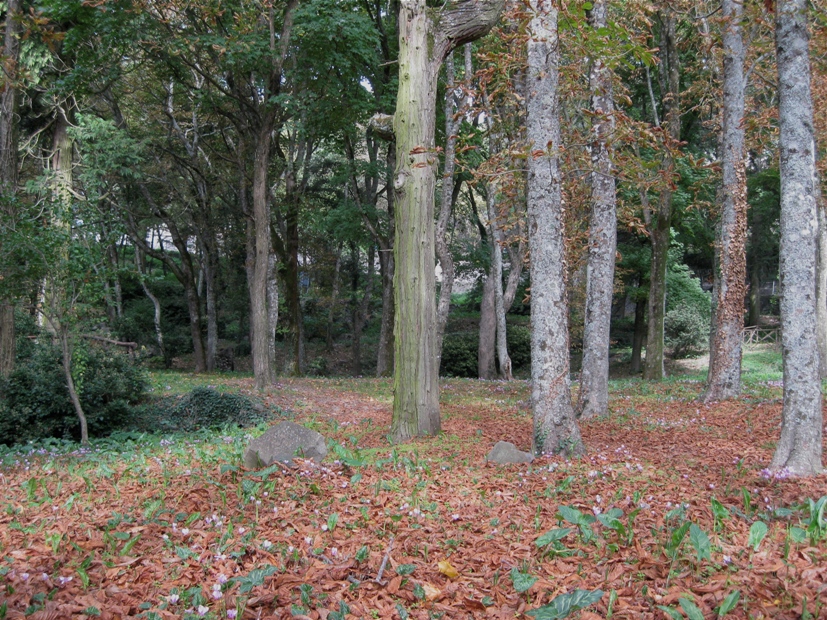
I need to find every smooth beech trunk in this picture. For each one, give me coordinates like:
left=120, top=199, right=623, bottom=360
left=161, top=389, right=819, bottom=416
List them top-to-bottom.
left=391, top=0, right=503, bottom=443
left=577, top=0, right=616, bottom=419
left=704, top=0, right=748, bottom=402
left=772, top=0, right=823, bottom=476
left=526, top=1, right=583, bottom=457
left=644, top=11, right=680, bottom=381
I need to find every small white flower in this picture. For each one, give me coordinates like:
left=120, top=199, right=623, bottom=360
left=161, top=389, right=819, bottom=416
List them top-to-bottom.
left=451, top=514, right=460, bottom=521
left=181, top=528, right=190, bottom=536
left=217, top=573, right=229, bottom=584
left=167, top=593, right=180, bottom=604
left=197, top=605, right=209, bottom=616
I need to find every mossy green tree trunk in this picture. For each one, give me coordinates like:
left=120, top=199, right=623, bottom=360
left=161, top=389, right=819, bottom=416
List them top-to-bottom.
left=391, top=0, right=504, bottom=443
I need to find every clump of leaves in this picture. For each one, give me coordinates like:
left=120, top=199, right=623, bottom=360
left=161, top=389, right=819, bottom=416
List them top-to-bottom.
left=131, top=387, right=278, bottom=432
left=526, top=588, right=604, bottom=619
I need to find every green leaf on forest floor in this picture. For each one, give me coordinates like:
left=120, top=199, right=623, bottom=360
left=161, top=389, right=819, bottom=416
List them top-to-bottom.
left=748, top=521, right=768, bottom=551
left=689, top=523, right=711, bottom=561
left=535, top=528, right=572, bottom=547
left=510, top=567, right=537, bottom=593
left=526, top=588, right=604, bottom=619
left=717, top=590, right=740, bottom=617
left=679, top=597, right=705, bottom=620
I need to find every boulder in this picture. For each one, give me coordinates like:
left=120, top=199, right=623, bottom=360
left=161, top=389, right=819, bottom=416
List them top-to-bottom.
left=243, top=421, right=327, bottom=469
left=486, top=441, right=533, bottom=465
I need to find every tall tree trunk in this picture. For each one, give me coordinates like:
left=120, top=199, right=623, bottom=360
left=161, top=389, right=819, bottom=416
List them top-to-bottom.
left=0, top=0, right=21, bottom=376
left=390, top=0, right=504, bottom=442
left=526, top=0, right=584, bottom=457
left=577, top=0, right=617, bottom=419
left=703, top=0, right=747, bottom=402
left=704, top=0, right=748, bottom=401
left=771, top=0, right=823, bottom=476
left=644, top=10, right=680, bottom=381
left=435, top=50, right=462, bottom=365
left=251, top=116, right=276, bottom=389
left=376, top=146, right=396, bottom=377
left=281, top=172, right=304, bottom=376
left=815, top=176, right=827, bottom=378
left=488, top=183, right=511, bottom=381
left=747, top=223, right=762, bottom=327
left=327, top=246, right=343, bottom=351
left=135, top=247, right=165, bottom=363
left=267, top=252, right=279, bottom=376
left=478, top=272, right=497, bottom=379
left=631, top=294, right=646, bottom=373
left=59, top=326, right=89, bottom=446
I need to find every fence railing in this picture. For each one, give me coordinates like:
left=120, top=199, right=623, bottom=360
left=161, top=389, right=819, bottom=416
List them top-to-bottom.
left=743, top=326, right=780, bottom=346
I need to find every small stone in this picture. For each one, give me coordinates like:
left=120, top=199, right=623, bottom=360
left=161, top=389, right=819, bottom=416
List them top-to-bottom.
left=243, top=421, right=327, bottom=469
left=486, top=441, right=534, bottom=465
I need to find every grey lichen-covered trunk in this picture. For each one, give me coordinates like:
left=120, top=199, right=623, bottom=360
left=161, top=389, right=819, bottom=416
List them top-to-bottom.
left=391, top=0, right=504, bottom=442
left=577, top=0, right=616, bottom=419
left=704, top=0, right=748, bottom=402
left=772, top=0, right=823, bottom=476
left=526, top=1, right=584, bottom=457
left=644, top=10, right=680, bottom=381
left=816, top=179, right=827, bottom=379
left=478, top=273, right=497, bottom=380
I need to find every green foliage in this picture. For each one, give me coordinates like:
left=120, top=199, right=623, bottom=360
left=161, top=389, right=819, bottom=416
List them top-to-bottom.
left=664, top=262, right=711, bottom=358
left=440, top=326, right=532, bottom=378
left=0, top=340, right=148, bottom=445
left=130, top=387, right=274, bottom=433
left=509, top=567, right=537, bottom=594
left=526, top=589, right=604, bottom=619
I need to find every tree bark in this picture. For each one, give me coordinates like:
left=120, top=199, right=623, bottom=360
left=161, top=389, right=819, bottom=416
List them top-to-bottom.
left=391, top=0, right=503, bottom=442
left=526, top=0, right=584, bottom=457
left=577, top=0, right=617, bottom=419
left=704, top=0, right=748, bottom=402
left=771, top=0, right=823, bottom=476
left=644, top=10, right=680, bottom=381
left=435, top=51, right=458, bottom=367
left=251, top=115, right=276, bottom=388
left=815, top=176, right=827, bottom=378
left=488, top=182, right=512, bottom=381
left=135, top=247, right=166, bottom=363
left=478, top=271, right=497, bottom=379
left=631, top=294, right=646, bottom=374
left=59, top=326, right=89, bottom=446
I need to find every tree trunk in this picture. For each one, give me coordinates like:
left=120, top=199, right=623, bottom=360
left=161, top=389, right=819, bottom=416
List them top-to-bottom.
left=0, top=0, right=20, bottom=377
left=390, top=0, right=504, bottom=442
left=526, top=0, right=584, bottom=457
left=577, top=0, right=616, bottom=419
left=704, top=0, right=748, bottom=402
left=771, top=0, right=823, bottom=476
left=644, top=10, right=680, bottom=381
left=435, top=50, right=462, bottom=366
left=251, top=116, right=276, bottom=389
left=376, top=146, right=396, bottom=377
left=281, top=173, right=304, bottom=376
left=815, top=178, right=827, bottom=378
left=488, top=184, right=512, bottom=381
left=747, top=239, right=762, bottom=326
left=326, top=246, right=342, bottom=351
left=135, top=247, right=166, bottom=362
left=267, top=252, right=279, bottom=376
left=478, top=271, right=497, bottom=379
left=631, top=295, right=646, bottom=374
left=59, top=326, right=89, bottom=446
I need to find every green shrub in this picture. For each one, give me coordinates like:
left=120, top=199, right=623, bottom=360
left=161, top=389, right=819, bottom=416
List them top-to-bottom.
left=665, top=306, right=709, bottom=358
left=440, top=325, right=532, bottom=378
left=506, top=325, right=531, bottom=369
left=441, top=332, right=479, bottom=378
left=0, top=341, right=148, bottom=445
left=130, top=387, right=274, bottom=432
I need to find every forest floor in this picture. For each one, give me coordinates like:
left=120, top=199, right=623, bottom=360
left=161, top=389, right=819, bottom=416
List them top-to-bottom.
left=1, top=352, right=826, bottom=619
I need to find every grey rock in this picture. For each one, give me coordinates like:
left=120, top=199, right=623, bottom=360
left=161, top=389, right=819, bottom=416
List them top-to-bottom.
left=243, top=421, right=327, bottom=469
left=486, top=441, right=534, bottom=464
